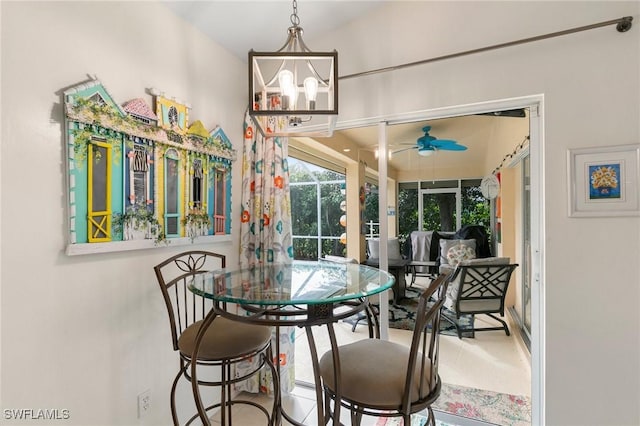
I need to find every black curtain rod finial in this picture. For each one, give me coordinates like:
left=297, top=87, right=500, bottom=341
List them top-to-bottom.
left=617, top=16, right=633, bottom=33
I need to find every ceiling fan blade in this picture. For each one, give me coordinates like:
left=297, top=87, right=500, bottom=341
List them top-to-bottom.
left=429, top=139, right=459, bottom=147
left=430, top=139, right=467, bottom=150
left=439, top=143, right=467, bottom=151
left=391, top=146, right=418, bottom=155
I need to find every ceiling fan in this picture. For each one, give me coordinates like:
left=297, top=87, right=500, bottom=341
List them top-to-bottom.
left=393, top=126, right=467, bottom=157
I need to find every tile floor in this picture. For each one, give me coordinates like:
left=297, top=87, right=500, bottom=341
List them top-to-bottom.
left=210, top=276, right=531, bottom=425
left=211, top=384, right=496, bottom=425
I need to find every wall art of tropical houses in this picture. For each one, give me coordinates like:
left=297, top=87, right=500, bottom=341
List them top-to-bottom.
left=64, top=78, right=236, bottom=255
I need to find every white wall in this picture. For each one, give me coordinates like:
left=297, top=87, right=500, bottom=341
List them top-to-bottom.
left=1, top=2, right=246, bottom=424
left=316, top=2, right=640, bottom=425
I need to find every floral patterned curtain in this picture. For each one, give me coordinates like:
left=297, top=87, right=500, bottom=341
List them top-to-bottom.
left=235, top=112, right=295, bottom=394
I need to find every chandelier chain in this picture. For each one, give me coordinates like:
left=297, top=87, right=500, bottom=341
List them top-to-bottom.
left=290, top=0, right=300, bottom=27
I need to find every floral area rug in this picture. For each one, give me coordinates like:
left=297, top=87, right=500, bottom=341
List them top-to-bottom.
left=389, top=288, right=474, bottom=337
left=433, top=382, right=532, bottom=426
left=374, top=383, right=531, bottom=426
left=375, top=413, right=453, bottom=426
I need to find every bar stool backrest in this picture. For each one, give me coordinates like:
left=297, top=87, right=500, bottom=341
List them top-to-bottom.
left=154, top=250, right=225, bottom=351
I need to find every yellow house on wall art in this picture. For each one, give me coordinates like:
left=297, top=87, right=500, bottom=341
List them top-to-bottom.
left=64, top=78, right=236, bottom=255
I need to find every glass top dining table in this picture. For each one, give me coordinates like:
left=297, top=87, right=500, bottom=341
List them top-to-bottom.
left=188, top=259, right=395, bottom=425
left=190, top=259, right=393, bottom=306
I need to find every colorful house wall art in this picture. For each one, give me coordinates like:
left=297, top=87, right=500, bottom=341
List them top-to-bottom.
left=64, top=78, right=235, bottom=255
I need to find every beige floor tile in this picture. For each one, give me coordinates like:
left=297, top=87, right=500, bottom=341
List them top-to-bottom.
left=208, top=395, right=274, bottom=425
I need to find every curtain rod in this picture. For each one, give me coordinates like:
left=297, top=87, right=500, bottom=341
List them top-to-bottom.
left=339, top=16, right=633, bottom=80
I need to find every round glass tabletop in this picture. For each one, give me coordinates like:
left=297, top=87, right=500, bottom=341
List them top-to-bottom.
left=189, top=260, right=395, bottom=306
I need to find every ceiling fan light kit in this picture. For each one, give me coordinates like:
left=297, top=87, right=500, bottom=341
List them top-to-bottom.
left=248, top=0, right=338, bottom=138
left=418, top=148, right=435, bottom=157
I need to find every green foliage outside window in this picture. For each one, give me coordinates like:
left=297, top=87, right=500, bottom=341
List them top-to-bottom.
left=289, top=156, right=491, bottom=260
left=289, top=158, right=346, bottom=259
left=397, top=181, right=490, bottom=245
left=320, top=183, right=345, bottom=237
left=363, top=183, right=379, bottom=237
left=461, top=186, right=491, bottom=230
left=398, top=187, right=418, bottom=246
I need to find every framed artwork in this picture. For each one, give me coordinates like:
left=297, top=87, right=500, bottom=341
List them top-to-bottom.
left=63, top=78, right=236, bottom=255
left=568, top=144, right=640, bottom=217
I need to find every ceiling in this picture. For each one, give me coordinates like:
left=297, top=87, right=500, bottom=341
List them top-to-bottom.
left=162, top=1, right=528, bottom=176
left=162, top=1, right=387, bottom=62
left=319, top=113, right=529, bottom=174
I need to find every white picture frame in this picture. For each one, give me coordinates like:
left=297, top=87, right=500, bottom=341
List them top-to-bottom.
left=568, top=144, right=640, bottom=217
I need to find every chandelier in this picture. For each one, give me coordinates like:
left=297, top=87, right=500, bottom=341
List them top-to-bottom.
left=248, top=0, right=338, bottom=137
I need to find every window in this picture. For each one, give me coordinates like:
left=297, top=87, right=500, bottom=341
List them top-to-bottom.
left=88, top=93, right=106, bottom=106
left=168, top=106, right=178, bottom=127
left=130, top=114, right=151, bottom=125
left=132, top=146, right=149, bottom=206
left=289, top=157, right=346, bottom=259
left=397, top=179, right=489, bottom=241
left=461, top=179, right=490, bottom=229
left=363, top=181, right=380, bottom=238
left=398, top=181, right=419, bottom=240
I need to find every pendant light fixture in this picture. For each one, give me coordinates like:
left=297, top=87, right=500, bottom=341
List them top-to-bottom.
left=248, top=0, right=338, bottom=137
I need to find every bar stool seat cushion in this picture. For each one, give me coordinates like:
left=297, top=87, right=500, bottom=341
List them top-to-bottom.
left=179, top=318, right=272, bottom=361
left=319, top=339, right=433, bottom=409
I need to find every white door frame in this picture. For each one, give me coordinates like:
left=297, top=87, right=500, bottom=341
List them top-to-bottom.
left=333, top=94, right=545, bottom=425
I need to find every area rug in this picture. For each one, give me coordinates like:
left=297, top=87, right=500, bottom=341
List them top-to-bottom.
left=389, top=288, right=475, bottom=337
left=432, top=382, right=532, bottom=426
left=373, top=383, right=531, bottom=426
left=375, top=413, right=452, bottom=425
